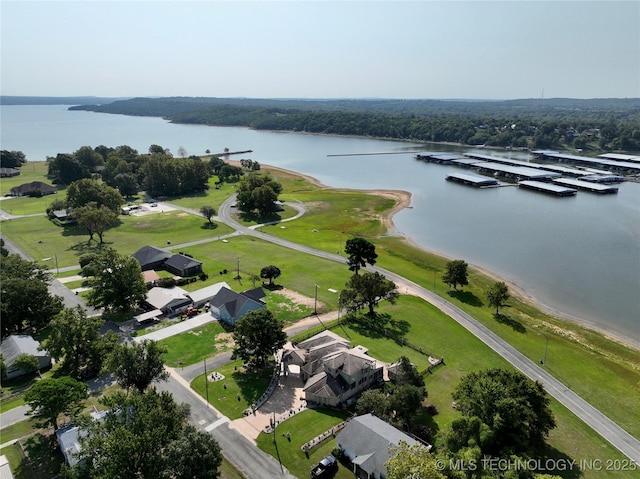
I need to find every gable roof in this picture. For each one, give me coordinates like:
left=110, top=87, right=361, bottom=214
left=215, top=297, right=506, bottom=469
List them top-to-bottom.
left=132, top=246, right=172, bottom=268
left=164, top=254, right=202, bottom=271
left=187, top=281, right=231, bottom=304
left=146, top=286, right=190, bottom=310
left=240, top=287, right=267, bottom=303
left=0, top=335, right=48, bottom=365
left=337, top=414, right=421, bottom=477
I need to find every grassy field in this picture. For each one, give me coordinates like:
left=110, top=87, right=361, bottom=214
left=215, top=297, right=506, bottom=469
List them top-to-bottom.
left=159, top=321, right=233, bottom=367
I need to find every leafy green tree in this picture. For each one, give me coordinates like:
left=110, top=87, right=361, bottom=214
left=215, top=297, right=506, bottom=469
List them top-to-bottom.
left=148, top=144, right=166, bottom=154
left=74, top=146, right=104, bottom=173
left=0, top=150, right=26, bottom=168
left=47, top=153, right=90, bottom=185
left=208, top=156, right=226, bottom=175
left=112, top=172, right=139, bottom=197
left=235, top=172, right=282, bottom=216
left=66, top=178, right=124, bottom=212
left=72, top=202, right=118, bottom=244
left=199, top=205, right=216, bottom=226
left=344, top=237, right=378, bottom=275
left=83, top=247, right=147, bottom=314
left=0, top=255, right=63, bottom=335
left=442, top=259, right=469, bottom=291
left=259, top=265, right=281, bottom=286
left=341, top=271, right=399, bottom=316
left=486, top=281, right=510, bottom=315
left=41, top=306, right=118, bottom=379
left=232, top=309, right=287, bottom=370
left=105, top=340, right=169, bottom=394
left=12, top=353, right=40, bottom=376
left=0, top=355, right=7, bottom=381
left=393, top=356, right=425, bottom=388
left=452, top=368, right=556, bottom=456
left=24, top=376, right=88, bottom=430
left=389, top=384, right=427, bottom=427
left=74, top=389, right=221, bottom=479
left=355, top=389, right=389, bottom=418
left=385, top=441, right=446, bottom=479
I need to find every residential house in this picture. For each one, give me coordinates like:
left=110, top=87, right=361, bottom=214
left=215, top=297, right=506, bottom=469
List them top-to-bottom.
left=0, top=167, right=20, bottom=177
left=10, top=181, right=56, bottom=197
left=51, top=209, right=75, bottom=226
left=132, top=246, right=172, bottom=272
left=164, top=253, right=203, bottom=277
left=186, top=281, right=231, bottom=308
left=145, top=286, right=191, bottom=315
left=209, top=286, right=266, bottom=327
left=283, top=330, right=384, bottom=407
left=0, top=335, right=51, bottom=380
left=56, top=410, right=108, bottom=467
left=336, top=413, right=423, bottom=479
left=0, top=455, right=15, bottom=479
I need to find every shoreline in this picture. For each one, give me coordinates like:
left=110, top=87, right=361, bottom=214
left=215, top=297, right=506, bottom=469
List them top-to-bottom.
left=257, top=162, right=640, bottom=352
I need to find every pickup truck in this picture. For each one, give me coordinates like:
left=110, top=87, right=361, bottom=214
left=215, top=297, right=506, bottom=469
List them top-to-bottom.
left=310, top=455, right=337, bottom=478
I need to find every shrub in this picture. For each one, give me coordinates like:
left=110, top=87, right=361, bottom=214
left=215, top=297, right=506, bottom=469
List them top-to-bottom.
left=79, top=253, right=97, bottom=268
left=157, top=277, right=177, bottom=288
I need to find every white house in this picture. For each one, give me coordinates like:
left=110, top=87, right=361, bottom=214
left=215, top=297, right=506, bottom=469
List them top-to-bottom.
left=187, top=281, right=231, bottom=308
left=0, top=335, right=51, bottom=380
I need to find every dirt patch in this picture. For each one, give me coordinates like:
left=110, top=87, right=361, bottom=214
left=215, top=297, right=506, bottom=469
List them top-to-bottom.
left=276, top=288, right=323, bottom=309
left=215, top=332, right=234, bottom=348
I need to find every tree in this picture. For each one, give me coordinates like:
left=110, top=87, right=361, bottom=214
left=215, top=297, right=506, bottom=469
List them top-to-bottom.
left=74, top=146, right=104, bottom=173
left=0, top=150, right=26, bottom=168
left=47, top=153, right=90, bottom=185
left=112, top=172, right=139, bottom=197
left=235, top=172, right=282, bottom=216
left=66, top=178, right=124, bottom=212
left=72, top=202, right=118, bottom=244
left=200, top=205, right=216, bottom=226
left=344, top=237, right=378, bottom=275
left=83, top=247, right=147, bottom=314
left=0, top=254, right=63, bottom=335
left=442, top=259, right=469, bottom=291
left=259, top=265, right=281, bottom=286
left=341, top=271, right=399, bottom=316
left=486, top=281, right=510, bottom=315
left=41, top=306, right=118, bottom=379
left=232, top=309, right=287, bottom=370
left=105, top=340, right=169, bottom=393
left=12, top=353, right=40, bottom=376
left=393, top=356, right=425, bottom=388
left=452, top=368, right=556, bottom=455
left=24, top=376, right=88, bottom=430
left=74, top=389, right=222, bottom=479
left=355, top=389, right=389, bottom=418
left=385, top=441, right=446, bottom=479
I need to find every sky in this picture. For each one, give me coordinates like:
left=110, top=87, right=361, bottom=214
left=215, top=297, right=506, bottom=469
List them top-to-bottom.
left=1, top=0, right=638, bottom=100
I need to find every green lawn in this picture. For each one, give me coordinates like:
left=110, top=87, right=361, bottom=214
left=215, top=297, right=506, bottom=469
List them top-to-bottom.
left=165, top=176, right=237, bottom=211
left=0, top=210, right=234, bottom=269
left=159, top=321, right=232, bottom=367
left=191, top=360, right=273, bottom=420
left=256, top=408, right=353, bottom=479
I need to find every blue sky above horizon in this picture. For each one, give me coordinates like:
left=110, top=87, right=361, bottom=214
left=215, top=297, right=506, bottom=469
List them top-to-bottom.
left=1, top=1, right=638, bottom=100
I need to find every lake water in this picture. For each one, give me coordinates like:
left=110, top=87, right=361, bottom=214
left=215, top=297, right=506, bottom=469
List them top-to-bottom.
left=1, top=105, right=639, bottom=345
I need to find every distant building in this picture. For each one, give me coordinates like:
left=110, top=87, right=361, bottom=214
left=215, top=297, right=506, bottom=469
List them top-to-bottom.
left=0, top=167, right=20, bottom=177
left=10, top=181, right=56, bottom=197
left=0, top=335, right=51, bottom=380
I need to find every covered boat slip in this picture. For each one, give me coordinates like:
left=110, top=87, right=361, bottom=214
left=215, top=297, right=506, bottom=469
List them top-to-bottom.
left=474, top=162, right=561, bottom=181
left=445, top=172, right=499, bottom=187
left=552, top=177, right=618, bottom=194
left=518, top=180, right=577, bottom=196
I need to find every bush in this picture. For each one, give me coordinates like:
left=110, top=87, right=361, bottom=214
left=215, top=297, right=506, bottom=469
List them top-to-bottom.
left=79, top=253, right=97, bottom=268
left=199, top=272, right=209, bottom=281
left=157, top=277, right=177, bottom=288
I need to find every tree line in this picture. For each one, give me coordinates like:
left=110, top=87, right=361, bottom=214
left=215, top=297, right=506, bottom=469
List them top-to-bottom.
left=71, top=96, right=640, bottom=152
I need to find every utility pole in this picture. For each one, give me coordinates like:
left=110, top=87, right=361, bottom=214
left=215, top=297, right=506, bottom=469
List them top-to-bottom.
left=314, top=284, right=318, bottom=315
left=204, top=358, right=209, bottom=406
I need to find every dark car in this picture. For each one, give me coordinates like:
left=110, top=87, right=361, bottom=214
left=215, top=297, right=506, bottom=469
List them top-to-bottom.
left=311, top=455, right=337, bottom=478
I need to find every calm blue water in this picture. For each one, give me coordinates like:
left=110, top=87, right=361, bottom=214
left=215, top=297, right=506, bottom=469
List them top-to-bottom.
left=1, top=105, right=639, bottom=344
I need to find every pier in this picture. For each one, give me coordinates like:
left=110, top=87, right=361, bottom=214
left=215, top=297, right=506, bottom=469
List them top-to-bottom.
left=445, top=172, right=499, bottom=187
left=553, top=178, right=618, bottom=193
left=518, top=180, right=577, bottom=197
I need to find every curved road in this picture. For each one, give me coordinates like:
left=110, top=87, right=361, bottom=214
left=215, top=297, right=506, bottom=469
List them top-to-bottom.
left=217, top=195, right=640, bottom=465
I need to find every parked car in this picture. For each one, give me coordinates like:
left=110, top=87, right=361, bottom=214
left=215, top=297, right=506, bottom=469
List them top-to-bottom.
left=311, top=455, right=337, bottom=478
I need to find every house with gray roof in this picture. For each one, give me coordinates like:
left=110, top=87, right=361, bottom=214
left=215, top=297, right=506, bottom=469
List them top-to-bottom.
left=10, top=181, right=56, bottom=197
left=131, top=246, right=203, bottom=277
left=132, top=246, right=172, bottom=271
left=164, top=253, right=202, bottom=277
left=186, top=281, right=231, bottom=308
left=145, top=286, right=191, bottom=315
left=209, top=286, right=266, bottom=327
left=284, top=330, right=384, bottom=407
left=0, top=335, right=51, bottom=380
left=56, top=410, right=108, bottom=467
left=336, top=413, right=426, bottom=479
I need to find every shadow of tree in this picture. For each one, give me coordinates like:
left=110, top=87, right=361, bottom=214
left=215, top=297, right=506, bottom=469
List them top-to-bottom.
left=238, top=211, right=282, bottom=224
left=200, top=222, right=219, bottom=230
left=447, top=289, right=484, bottom=307
left=495, top=313, right=526, bottom=333
left=233, top=367, right=273, bottom=404
left=19, top=432, right=63, bottom=477
left=540, top=445, right=583, bottom=479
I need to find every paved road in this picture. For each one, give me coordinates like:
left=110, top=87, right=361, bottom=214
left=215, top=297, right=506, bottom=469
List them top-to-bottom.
left=216, top=195, right=640, bottom=466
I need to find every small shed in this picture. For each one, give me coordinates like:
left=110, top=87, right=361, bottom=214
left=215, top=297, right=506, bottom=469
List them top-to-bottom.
left=0, top=335, right=51, bottom=380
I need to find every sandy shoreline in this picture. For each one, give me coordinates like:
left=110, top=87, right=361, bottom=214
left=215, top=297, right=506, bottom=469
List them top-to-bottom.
left=234, top=161, right=639, bottom=351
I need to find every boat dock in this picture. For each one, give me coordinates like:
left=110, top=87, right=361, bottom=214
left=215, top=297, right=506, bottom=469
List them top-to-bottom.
left=532, top=151, right=640, bottom=174
left=445, top=172, right=499, bottom=187
left=552, top=178, right=618, bottom=194
left=518, top=180, right=577, bottom=196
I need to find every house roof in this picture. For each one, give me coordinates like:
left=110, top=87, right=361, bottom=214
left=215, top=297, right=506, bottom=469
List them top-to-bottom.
left=10, top=181, right=56, bottom=195
left=132, top=246, right=172, bottom=268
left=164, top=254, right=202, bottom=271
left=142, top=270, right=160, bottom=283
left=187, top=282, right=231, bottom=304
left=146, top=286, right=190, bottom=310
left=241, top=287, right=266, bottom=303
left=0, top=335, right=48, bottom=366
left=336, top=414, right=421, bottom=477
left=0, top=455, right=14, bottom=479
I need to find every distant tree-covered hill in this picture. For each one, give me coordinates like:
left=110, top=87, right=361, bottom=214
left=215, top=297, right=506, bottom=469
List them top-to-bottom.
left=1, top=96, right=132, bottom=106
left=70, top=97, right=640, bottom=152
